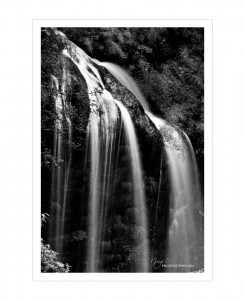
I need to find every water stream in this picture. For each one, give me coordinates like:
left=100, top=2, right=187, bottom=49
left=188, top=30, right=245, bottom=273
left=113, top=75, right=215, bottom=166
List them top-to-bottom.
left=47, top=30, right=203, bottom=272
left=63, top=41, right=149, bottom=272
left=49, top=61, right=72, bottom=256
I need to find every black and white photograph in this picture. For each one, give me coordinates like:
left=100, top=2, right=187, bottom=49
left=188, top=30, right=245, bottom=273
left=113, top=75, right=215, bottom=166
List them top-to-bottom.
left=2, top=0, right=245, bottom=298
left=41, top=26, right=205, bottom=273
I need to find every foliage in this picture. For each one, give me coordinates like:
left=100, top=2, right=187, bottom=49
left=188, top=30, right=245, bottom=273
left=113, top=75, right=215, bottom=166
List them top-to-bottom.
left=41, top=149, right=64, bottom=169
left=41, top=213, right=71, bottom=273
left=41, top=213, right=50, bottom=227
left=41, top=239, right=71, bottom=273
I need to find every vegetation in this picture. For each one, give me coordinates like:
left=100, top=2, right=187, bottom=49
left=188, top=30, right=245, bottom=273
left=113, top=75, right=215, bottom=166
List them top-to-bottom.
left=41, top=214, right=70, bottom=273
left=41, top=239, right=70, bottom=273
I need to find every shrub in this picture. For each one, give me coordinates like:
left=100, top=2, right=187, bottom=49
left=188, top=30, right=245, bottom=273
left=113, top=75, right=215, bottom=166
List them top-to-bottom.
left=41, top=213, right=71, bottom=273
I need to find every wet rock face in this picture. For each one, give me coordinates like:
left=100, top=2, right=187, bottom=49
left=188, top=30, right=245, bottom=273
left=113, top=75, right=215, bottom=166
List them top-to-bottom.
left=98, top=66, right=164, bottom=176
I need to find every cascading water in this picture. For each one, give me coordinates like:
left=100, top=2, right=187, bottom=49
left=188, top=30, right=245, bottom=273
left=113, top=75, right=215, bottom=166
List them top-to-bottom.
left=46, top=29, right=203, bottom=273
left=59, top=36, right=149, bottom=272
left=49, top=60, right=72, bottom=256
left=99, top=63, right=204, bottom=271
left=114, top=100, right=149, bottom=272
left=163, top=124, right=203, bottom=271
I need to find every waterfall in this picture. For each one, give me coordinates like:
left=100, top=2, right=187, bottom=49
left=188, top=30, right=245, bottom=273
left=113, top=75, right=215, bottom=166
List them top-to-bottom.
left=46, top=29, right=203, bottom=272
left=61, top=39, right=149, bottom=272
left=49, top=60, right=72, bottom=256
left=94, top=61, right=150, bottom=112
left=99, top=63, right=203, bottom=271
left=114, top=100, right=149, bottom=272
left=163, top=126, right=200, bottom=271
